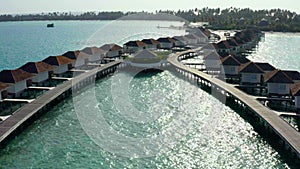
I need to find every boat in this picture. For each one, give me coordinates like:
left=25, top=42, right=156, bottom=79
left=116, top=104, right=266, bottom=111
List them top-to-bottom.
left=47, top=23, right=54, bottom=28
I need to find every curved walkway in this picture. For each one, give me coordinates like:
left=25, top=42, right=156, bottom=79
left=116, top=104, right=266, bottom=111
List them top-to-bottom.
left=167, top=49, right=300, bottom=159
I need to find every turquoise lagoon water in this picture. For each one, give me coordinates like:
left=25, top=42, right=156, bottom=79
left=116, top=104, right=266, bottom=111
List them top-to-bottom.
left=0, top=21, right=299, bottom=168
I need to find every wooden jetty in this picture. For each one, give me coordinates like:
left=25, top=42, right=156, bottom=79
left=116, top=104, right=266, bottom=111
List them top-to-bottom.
left=168, top=49, right=300, bottom=160
left=0, top=60, right=123, bottom=146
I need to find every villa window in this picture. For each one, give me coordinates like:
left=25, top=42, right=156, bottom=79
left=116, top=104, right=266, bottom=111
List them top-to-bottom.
left=251, top=75, right=257, bottom=80
left=279, top=84, right=286, bottom=90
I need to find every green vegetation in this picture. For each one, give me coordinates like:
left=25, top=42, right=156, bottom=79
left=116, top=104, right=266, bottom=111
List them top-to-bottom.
left=1, top=8, right=299, bottom=32
left=155, top=51, right=172, bottom=60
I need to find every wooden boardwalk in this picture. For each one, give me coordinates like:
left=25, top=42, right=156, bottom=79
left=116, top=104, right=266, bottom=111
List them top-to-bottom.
left=168, top=49, right=300, bottom=158
left=0, top=60, right=122, bottom=144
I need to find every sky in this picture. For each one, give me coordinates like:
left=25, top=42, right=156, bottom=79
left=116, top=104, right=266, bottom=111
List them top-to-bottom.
left=0, top=0, right=300, bottom=14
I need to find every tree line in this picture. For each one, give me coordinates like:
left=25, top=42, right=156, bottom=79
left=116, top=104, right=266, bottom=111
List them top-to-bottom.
left=1, top=7, right=299, bottom=32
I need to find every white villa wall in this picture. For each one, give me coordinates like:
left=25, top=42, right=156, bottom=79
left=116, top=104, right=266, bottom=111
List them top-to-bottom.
left=174, top=41, right=186, bottom=47
left=159, top=43, right=173, bottom=49
left=145, top=44, right=158, bottom=49
left=108, top=50, right=121, bottom=57
left=88, top=55, right=101, bottom=62
left=74, top=58, right=86, bottom=68
left=204, top=60, right=220, bottom=69
left=54, top=64, right=68, bottom=74
left=222, top=66, right=239, bottom=75
left=32, top=71, right=48, bottom=83
left=241, top=73, right=262, bottom=84
left=7, top=81, right=27, bottom=97
left=267, top=83, right=291, bottom=95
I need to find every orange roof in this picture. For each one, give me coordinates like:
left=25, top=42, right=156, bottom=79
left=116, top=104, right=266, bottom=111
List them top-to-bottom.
left=111, top=44, right=123, bottom=51
left=57, top=56, right=74, bottom=65
left=20, top=62, right=54, bottom=74
left=35, top=62, right=54, bottom=72
left=0, top=69, right=35, bottom=84
left=264, top=69, right=294, bottom=83
left=0, top=82, right=9, bottom=91
left=291, top=82, right=300, bottom=96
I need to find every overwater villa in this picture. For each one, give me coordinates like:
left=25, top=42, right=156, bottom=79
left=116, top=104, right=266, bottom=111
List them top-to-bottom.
left=197, top=27, right=211, bottom=38
left=184, top=34, right=199, bottom=45
left=173, top=36, right=189, bottom=47
left=156, top=37, right=175, bottom=49
left=232, top=37, right=247, bottom=53
left=141, top=38, right=160, bottom=50
left=226, top=39, right=240, bottom=55
left=123, top=40, right=147, bottom=53
left=214, top=41, right=231, bottom=54
left=99, top=43, right=123, bottom=58
left=81, top=47, right=106, bottom=63
left=128, top=49, right=161, bottom=68
left=63, top=50, right=88, bottom=68
left=203, top=51, right=224, bottom=72
left=220, top=55, right=242, bottom=77
left=42, top=56, right=74, bottom=75
left=19, top=62, right=54, bottom=86
left=237, top=62, right=274, bottom=86
left=239, top=62, right=265, bottom=85
left=0, top=69, right=35, bottom=98
left=264, top=70, right=295, bottom=97
left=0, top=82, right=9, bottom=101
left=291, top=82, right=300, bottom=111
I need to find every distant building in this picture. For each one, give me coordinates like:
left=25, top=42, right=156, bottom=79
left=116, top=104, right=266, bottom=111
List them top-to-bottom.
left=239, top=17, right=245, bottom=25
left=259, top=18, right=269, bottom=27
left=100, top=43, right=123, bottom=58
left=42, top=56, right=74, bottom=74
left=19, top=62, right=54, bottom=85
left=0, top=69, right=35, bottom=98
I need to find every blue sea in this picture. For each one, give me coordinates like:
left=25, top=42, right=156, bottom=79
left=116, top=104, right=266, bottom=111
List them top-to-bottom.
left=0, top=20, right=299, bottom=168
